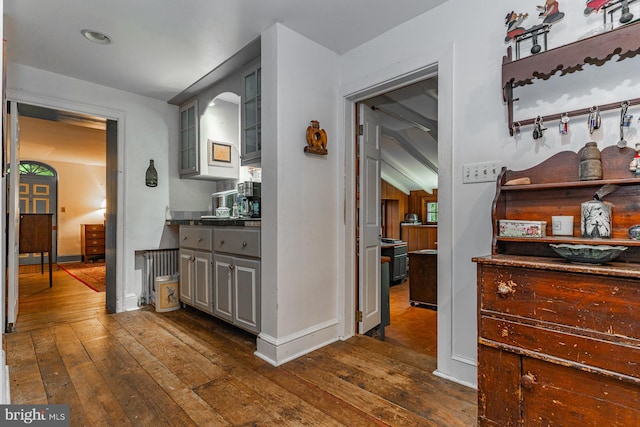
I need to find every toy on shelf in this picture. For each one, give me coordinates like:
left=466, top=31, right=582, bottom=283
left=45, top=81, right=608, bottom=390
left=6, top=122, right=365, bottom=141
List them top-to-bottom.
left=505, top=2, right=564, bottom=59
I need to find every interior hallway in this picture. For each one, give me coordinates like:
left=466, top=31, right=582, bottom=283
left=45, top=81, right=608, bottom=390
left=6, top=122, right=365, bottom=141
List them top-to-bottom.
left=4, top=268, right=475, bottom=426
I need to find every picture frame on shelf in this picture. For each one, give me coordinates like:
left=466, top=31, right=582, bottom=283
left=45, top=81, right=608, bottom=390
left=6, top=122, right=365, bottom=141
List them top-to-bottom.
left=208, top=140, right=232, bottom=165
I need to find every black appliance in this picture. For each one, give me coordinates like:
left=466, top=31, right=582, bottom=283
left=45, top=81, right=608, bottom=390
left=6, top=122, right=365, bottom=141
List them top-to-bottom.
left=381, top=239, right=408, bottom=284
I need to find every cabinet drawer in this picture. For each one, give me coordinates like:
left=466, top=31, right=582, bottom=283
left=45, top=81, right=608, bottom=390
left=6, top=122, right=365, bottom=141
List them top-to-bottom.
left=179, top=226, right=213, bottom=251
left=213, top=228, right=260, bottom=257
left=479, top=265, right=640, bottom=339
left=480, top=316, right=640, bottom=379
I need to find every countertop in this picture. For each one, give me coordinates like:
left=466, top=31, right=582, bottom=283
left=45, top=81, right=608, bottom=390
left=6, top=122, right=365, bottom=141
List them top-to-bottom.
left=166, top=218, right=261, bottom=227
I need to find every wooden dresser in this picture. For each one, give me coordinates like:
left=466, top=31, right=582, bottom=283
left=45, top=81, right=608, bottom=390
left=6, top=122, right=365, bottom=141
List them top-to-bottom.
left=473, top=146, right=640, bottom=425
left=81, top=223, right=105, bottom=262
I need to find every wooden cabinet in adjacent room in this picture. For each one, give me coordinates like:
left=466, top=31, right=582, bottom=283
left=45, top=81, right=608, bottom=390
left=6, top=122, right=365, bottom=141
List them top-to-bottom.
left=80, top=224, right=105, bottom=262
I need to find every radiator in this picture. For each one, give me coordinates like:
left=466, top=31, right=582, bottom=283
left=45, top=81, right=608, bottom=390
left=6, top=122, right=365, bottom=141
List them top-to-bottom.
left=142, top=249, right=179, bottom=305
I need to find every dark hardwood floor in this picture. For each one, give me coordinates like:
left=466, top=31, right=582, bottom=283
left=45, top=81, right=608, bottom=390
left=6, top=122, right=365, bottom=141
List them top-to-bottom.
left=4, top=268, right=477, bottom=426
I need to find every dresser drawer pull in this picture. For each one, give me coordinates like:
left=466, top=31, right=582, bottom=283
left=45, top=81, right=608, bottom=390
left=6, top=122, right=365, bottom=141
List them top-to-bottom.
left=497, top=280, right=517, bottom=297
left=521, top=372, right=537, bottom=390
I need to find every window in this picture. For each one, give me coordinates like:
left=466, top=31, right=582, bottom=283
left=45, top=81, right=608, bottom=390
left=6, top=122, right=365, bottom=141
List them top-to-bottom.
left=426, top=202, right=438, bottom=223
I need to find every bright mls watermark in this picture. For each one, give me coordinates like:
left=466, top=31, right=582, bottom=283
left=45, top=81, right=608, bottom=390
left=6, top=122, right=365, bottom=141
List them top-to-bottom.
left=0, top=405, right=69, bottom=426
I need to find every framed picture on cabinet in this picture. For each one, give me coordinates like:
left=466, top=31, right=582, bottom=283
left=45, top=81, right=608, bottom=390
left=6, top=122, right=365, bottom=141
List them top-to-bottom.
left=208, top=140, right=232, bottom=165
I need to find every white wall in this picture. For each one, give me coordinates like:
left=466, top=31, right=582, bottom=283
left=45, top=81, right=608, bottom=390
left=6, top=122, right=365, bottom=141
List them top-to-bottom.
left=341, top=0, right=640, bottom=386
left=256, top=24, right=342, bottom=365
left=7, top=63, right=217, bottom=310
left=200, top=98, right=240, bottom=180
left=47, top=161, right=106, bottom=257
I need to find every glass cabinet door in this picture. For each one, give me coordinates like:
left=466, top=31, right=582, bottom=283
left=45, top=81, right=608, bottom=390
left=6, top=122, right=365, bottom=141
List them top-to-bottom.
left=242, top=66, right=261, bottom=165
left=179, top=100, right=199, bottom=176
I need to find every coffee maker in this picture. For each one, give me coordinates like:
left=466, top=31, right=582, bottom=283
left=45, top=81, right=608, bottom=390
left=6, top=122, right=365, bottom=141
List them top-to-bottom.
left=237, top=182, right=261, bottom=218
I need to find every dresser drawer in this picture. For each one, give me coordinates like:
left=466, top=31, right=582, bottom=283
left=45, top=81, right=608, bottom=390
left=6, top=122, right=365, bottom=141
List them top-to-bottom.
left=84, top=224, right=104, bottom=233
left=179, top=226, right=213, bottom=251
left=213, top=228, right=260, bottom=257
left=85, top=238, right=105, bottom=248
left=84, top=245, right=105, bottom=255
left=479, top=265, right=640, bottom=340
left=481, top=316, right=640, bottom=379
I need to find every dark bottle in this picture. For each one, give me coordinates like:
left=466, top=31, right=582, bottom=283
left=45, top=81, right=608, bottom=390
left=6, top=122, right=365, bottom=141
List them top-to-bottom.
left=146, top=159, right=158, bottom=187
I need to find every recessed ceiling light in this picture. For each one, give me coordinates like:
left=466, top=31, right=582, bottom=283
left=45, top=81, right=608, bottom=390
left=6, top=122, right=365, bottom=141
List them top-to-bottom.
left=81, top=29, right=111, bottom=45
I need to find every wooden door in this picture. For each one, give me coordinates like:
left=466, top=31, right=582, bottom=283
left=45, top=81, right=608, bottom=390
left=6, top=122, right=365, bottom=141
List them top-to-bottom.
left=358, top=103, right=382, bottom=334
left=18, top=163, right=57, bottom=265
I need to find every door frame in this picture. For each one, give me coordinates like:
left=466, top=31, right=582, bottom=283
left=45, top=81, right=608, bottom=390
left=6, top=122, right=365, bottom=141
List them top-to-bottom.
left=341, top=48, right=455, bottom=377
left=6, top=90, right=126, bottom=313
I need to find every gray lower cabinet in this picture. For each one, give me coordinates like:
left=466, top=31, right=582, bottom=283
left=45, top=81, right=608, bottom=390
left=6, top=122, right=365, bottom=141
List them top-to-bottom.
left=179, top=225, right=260, bottom=333
left=179, top=226, right=213, bottom=314
left=213, top=227, right=261, bottom=334
left=213, top=254, right=261, bottom=334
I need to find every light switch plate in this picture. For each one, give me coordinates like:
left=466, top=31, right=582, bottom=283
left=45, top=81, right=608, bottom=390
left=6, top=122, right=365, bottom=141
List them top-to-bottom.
left=463, top=161, right=500, bottom=184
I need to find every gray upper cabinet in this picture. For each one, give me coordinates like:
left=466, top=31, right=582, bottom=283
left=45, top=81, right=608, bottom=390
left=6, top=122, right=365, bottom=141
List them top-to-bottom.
left=241, top=65, right=261, bottom=166
left=179, top=99, right=199, bottom=176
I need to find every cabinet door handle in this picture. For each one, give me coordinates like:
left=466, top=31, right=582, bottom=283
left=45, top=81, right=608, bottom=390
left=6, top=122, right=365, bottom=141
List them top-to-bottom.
left=183, top=236, right=188, bottom=240
left=198, top=237, right=203, bottom=242
left=220, top=240, right=225, bottom=245
left=242, top=241, right=247, bottom=247
left=228, top=264, right=234, bottom=270
left=497, top=280, right=517, bottom=297
left=521, top=372, right=537, bottom=390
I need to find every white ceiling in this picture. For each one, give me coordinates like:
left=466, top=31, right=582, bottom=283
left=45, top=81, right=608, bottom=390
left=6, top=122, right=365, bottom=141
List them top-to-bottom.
left=4, top=0, right=447, bottom=102
left=4, top=0, right=443, bottom=193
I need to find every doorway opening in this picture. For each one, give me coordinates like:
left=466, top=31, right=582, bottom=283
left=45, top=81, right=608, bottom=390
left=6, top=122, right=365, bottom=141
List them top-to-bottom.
left=355, top=71, right=439, bottom=358
left=6, top=102, right=116, bottom=331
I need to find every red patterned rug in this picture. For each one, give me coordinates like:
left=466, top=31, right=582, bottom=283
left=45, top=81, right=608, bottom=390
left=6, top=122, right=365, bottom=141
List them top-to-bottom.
left=58, top=262, right=106, bottom=292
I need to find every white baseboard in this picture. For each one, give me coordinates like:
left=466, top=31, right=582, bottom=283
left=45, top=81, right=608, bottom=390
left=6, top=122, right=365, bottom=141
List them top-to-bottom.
left=124, top=293, right=140, bottom=312
left=255, top=319, right=340, bottom=366
left=433, top=368, right=477, bottom=390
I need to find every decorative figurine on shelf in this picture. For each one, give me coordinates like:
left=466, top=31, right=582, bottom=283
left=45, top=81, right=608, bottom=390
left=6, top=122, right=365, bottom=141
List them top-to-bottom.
left=537, top=0, right=565, bottom=24
left=585, top=0, right=613, bottom=16
left=505, top=11, right=529, bottom=42
left=305, top=120, right=328, bottom=155
left=629, top=143, right=640, bottom=176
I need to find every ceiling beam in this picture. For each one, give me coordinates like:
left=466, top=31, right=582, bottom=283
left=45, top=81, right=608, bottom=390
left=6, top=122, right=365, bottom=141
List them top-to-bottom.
left=374, top=95, right=438, bottom=141
left=381, top=128, right=438, bottom=174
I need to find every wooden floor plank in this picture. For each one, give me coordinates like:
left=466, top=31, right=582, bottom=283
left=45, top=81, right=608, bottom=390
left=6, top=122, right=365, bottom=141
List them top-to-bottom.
left=6, top=268, right=477, bottom=426
left=97, top=314, right=232, bottom=426
left=29, top=328, right=89, bottom=426
left=3, top=332, right=48, bottom=404
left=82, top=334, right=198, bottom=427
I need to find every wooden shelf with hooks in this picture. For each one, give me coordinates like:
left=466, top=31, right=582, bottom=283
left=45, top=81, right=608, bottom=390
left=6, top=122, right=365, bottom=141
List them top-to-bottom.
left=503, top=20, right=640, bottom=135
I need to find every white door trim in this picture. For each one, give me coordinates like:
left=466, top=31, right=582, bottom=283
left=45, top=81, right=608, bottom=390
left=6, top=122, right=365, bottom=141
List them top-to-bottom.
left=341, top=45, right=458, bottom=379
left=6, top=88, right=127, bottom=313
